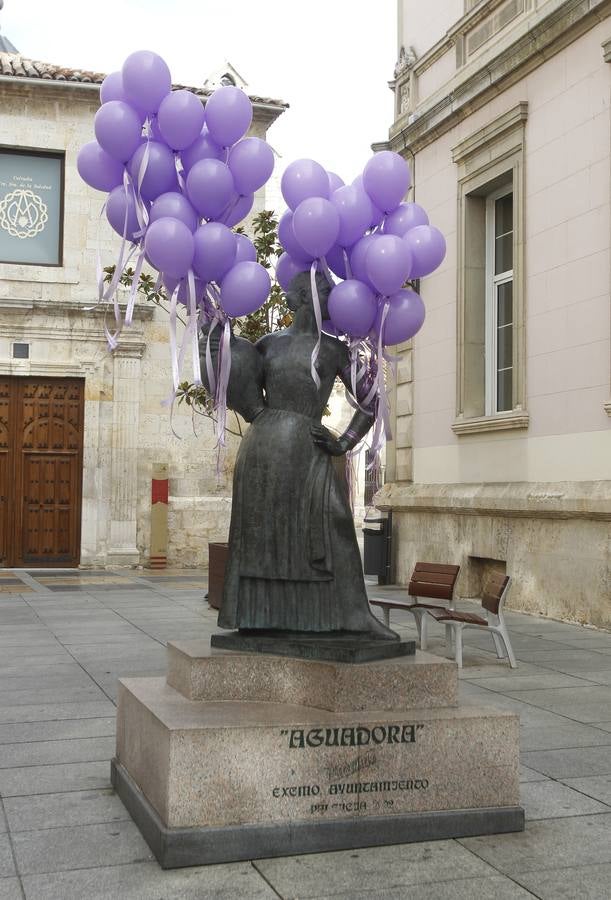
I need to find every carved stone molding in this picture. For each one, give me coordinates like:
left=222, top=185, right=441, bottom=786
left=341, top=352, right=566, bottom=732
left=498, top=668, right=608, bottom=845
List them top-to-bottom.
left=452, top=412, right=530, bottom=435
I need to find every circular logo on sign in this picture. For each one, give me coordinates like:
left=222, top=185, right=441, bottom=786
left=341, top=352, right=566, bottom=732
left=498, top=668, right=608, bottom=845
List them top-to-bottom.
left=0, top=189, right=49, bottom=239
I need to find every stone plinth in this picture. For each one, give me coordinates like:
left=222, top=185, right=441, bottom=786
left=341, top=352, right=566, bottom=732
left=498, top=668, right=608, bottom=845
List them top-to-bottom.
left=167, top=641, right=458, bottom=711
left=113, top=648, right=523, bottom=867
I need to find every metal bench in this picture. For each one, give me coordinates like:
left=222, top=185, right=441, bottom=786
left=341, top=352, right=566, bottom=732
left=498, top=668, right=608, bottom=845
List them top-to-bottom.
left=370, top=562, right=460, bottom=648
left=425, top=574, right=517, bottom=669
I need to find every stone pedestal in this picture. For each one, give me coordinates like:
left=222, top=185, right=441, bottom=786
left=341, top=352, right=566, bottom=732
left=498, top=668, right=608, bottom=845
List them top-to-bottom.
left=112, top=642, right=523, bottom=868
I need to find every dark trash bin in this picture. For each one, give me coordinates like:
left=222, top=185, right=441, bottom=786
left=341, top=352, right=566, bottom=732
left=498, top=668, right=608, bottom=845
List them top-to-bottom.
left=362, top=510, right=392, bottom=585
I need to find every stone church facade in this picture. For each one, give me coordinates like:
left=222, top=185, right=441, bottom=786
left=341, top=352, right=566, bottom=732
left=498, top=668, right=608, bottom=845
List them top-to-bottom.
left=379, top=0, right=611, bottom=627
left=0, top=50, right=285, bottom=569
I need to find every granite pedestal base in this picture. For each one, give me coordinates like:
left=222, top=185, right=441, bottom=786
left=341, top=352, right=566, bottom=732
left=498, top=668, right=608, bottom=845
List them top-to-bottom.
left=113, top=642, right=524, bottom=868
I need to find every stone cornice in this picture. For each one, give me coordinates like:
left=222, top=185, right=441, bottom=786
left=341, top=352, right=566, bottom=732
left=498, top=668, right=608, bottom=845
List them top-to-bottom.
left=390, top=0, right=611, bottom=154
left=451, top=102, right=528, bottom=163
left=0, top=299, right=155, bottom=320
left=375, top=481, right=611, bottom=520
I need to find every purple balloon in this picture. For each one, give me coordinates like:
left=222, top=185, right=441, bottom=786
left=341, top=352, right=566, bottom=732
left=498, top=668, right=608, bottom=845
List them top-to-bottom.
left=122, top=50, right=172, bottom=115
left=100, top=71, right=145, bottom=120
left=205, top=85, right=253, bottom=148
left=157, top=89, right=206, bottom=151
left=94, top=100, right=142, bottom=163
left=180, top=127, right=224, bottom=172
left=228, top=137, right=274, bottom=196
left=77, top=141, right=124, bottom=192
left=129, top=141, right=178, bottom=201
left=362, top=151, right=411, bottom=214
left=362, top=152, right=411, bottom=215
left=186, top=158, right=234, bottom=220
left=281, top=158, right=329, bottom=211
left=328, top=171, right=345, bottom=194
left=352, top=175, right=384, bottom=228
left=106, top=183, right=141, bottom=242
left=331, top=184, right=373, bottom=248
left=150, top=191, right=199, bottom=232
left=221, top=192, right=254, bottom=227
left=292, top=197, right=340, bottom=259
left=384, top=202, right=429, bottom=237
left=278, top=210, right=314, bottom=264
left=144, top=217, right=194, bottom=279
left=192, top=222, right=237, bottom=283
left=403, top=225, right=446, bottom=278
left=234, top=233, right=257, bottom=263
left=350, top=234, right=378, bottom=288
left=365, top=234, right=413, bottom=296
left=325, top=243, right=349, bottom=280
left=276, top=252, right=309, bottom=291
left=220, top=261, right=271, bottom=317
left=163, top=274, right=205, bottom=307
left=328, top=279, right=377, bottom=338
left=376, top=288, right=425, bottom=346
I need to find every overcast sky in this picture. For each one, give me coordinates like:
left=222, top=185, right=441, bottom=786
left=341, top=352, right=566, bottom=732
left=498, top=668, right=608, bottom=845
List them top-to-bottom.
left=3, top=0, right=397, bottom=212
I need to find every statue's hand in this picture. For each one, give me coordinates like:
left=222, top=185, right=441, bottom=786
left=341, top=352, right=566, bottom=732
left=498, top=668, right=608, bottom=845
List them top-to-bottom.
left=311, top=424, right=348, bottom=457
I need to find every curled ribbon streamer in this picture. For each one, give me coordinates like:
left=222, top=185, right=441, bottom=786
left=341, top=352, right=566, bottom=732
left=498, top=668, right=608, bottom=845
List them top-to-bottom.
left=133, top=132, right=151, bottom=234
left=174, top=154, right=186, bottom=194
left=124, top=246, right=146, bottom=326
left=319, top=256, right=335, bottom=287
left=310, top=260, right=323, bottom=389
left=187, top=268, right=202, bottom=386
left=168, top=283, right=180, bottom=392
left=205, top=315, right=220, bottom=398
left=214, top=318, right=232, bottom=481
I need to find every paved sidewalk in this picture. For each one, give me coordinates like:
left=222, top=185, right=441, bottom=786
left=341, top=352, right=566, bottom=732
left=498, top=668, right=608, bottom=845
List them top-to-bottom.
left=0, top=569, right=610, bottom=898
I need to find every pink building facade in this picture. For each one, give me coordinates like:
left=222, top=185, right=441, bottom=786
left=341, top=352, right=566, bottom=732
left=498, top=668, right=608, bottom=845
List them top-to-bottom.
left=379, top=0, right=611, bottom=626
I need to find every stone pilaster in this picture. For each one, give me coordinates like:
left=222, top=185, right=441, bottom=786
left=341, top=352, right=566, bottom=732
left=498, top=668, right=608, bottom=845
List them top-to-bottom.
left=107, top=343, right=145, bottom=566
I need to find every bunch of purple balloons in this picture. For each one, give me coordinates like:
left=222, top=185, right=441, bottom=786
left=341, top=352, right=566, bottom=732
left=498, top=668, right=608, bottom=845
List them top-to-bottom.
left=77, top=49, right=274, bottom=321
left=276, top=151, right=446, bottom=346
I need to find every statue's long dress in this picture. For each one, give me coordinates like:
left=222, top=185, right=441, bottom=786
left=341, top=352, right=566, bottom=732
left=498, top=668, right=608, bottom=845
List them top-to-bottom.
left=218, top=335, right=376, bottom=633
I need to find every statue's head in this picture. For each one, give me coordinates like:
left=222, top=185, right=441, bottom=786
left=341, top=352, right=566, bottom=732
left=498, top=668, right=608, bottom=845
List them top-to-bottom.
left=285, top=271, right=332, bottom=319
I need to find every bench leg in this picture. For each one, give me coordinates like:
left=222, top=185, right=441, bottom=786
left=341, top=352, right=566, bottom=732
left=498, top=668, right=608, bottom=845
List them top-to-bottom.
left=383, top=607, right=390, bottom=628
left=418, top=612, right=428, bottom=651
left=498, top=622, right=517, bottom=669
left=445, top=624, right=453, bottom=655
left=453, top=625, right=463, bottom=668
left=491, top=631, right=506, bottom=659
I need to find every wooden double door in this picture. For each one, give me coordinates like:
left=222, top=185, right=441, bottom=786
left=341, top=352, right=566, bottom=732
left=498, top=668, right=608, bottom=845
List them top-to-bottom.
left=0, top=377, right=84, bottom=567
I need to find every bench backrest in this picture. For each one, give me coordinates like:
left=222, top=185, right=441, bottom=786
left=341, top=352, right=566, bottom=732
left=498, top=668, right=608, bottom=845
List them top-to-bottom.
left=408, top=562, right=460, bottom=602
left=482, top=573, right=511, bottom=615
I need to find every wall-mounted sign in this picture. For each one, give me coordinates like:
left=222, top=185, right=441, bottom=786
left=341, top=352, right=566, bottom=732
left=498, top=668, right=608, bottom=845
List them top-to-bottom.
left=0, top=150, right=64, bottom=266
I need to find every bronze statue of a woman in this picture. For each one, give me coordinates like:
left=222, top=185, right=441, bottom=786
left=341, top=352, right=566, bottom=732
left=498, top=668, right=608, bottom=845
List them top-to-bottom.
left=202, top=272, right=403, bottom=655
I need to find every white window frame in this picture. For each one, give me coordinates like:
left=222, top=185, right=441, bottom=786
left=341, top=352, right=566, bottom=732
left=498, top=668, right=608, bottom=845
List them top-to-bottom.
left=485, top=186, right=513, bottom=416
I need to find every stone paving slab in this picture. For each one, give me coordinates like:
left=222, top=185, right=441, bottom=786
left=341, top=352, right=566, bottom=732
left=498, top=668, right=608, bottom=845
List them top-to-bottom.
left=503, top=685, right=611, bottom=723
left=0, top=700, right=116, bottom=725
left=519, top=722, right=611, bottom=752
left=0, top=736, right=116, bottom=769
left=521, top=745, right=611, bottom=779
left=0, top=761, right=111, bottom=797
left=561, top=775, right=611, bottom=805
left=520, top=778, right=610, bottom=820
left=4, top=789, right=129, bottom=832
left=459, top=813, right=611, bottom=874
left=11, top=820, right=153, bottom=875
left=0, top=833, right=16, bottom=877
left=254, top=841, right=500, bottom=897
left=21, top=860, right=279, bottom=900
left=514, top=861, right=611, bottom=899
left=313, top=876, right=536, bottom=899
left=0, top=879, right=22, bottom=900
